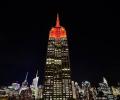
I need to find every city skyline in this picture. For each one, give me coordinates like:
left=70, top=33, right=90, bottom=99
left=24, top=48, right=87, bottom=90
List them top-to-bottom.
left=0, top=0, right=120, bottom=86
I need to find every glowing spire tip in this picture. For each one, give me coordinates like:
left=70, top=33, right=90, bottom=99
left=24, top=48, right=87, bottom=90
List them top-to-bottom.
left=56, top=13, right=60, bottom=27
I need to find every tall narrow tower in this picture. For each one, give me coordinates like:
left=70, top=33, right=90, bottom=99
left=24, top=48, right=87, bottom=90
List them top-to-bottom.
left=44, top=14, right=73, bottom=100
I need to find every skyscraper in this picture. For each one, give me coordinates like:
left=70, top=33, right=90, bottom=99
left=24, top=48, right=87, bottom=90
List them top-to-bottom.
left=43, top=14, right=73, bottom=100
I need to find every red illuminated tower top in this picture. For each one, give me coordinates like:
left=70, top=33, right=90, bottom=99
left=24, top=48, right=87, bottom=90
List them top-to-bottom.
left=49, top=14, right=67, bottom=38
left=56, top=14, right=60, bottom=27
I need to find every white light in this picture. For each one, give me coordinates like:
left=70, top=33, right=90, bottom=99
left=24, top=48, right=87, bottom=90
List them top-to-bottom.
left=62, top=68, right=70, bottom=71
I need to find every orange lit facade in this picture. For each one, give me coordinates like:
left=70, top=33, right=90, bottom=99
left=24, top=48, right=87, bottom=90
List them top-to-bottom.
left=49, top=14, right=67, bottom=39
left=49, top=26, right=67, bottom=39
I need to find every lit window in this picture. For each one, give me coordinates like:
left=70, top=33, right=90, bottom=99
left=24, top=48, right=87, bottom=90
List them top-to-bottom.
left=62, top=68, right=70, bottom=71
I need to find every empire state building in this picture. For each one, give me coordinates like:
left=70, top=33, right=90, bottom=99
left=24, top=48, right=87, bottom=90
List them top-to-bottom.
left=43, top=14, right=73, bottom=100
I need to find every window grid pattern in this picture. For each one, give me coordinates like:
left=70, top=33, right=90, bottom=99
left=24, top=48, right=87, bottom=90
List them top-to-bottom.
left=44, top=37, right=73, bottom=100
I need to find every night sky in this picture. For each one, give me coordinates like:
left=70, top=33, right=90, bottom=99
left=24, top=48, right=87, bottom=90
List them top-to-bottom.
left=0, top=1, right=120, bottom=86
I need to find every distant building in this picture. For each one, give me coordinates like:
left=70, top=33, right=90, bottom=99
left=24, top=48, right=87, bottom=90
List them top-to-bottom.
left=30, top=70, right=39, bottom=99
left=19, top=72, right=29, bottom=95
left=96, top=77, right=114, bottom=100
left=38, top=85, right=43, bottom=99
left=0, top=89, right=8, bottom=100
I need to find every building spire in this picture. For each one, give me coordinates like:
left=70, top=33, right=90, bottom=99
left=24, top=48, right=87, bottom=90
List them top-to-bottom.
left=56, top=13, right=60, bottom=27
left=36, top=70, right=38, bottom=77
left=25, top=72, right=28, bottom=81
left=103, top=77, right=108, bottom=86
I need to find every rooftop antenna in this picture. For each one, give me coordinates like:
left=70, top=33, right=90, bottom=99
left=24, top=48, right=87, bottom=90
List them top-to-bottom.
left=56, top=13, right=60, bottom=27
left=36, top=70, right=38, bottom=77
left=25, top=72, right=28, bottom=81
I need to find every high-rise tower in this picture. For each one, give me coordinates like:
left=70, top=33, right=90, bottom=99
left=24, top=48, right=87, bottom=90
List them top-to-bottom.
left=43, top=14, right=73, bottom=100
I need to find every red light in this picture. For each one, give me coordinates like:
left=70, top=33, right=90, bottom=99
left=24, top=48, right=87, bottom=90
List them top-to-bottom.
left=49, top=14, right=67, bottom=39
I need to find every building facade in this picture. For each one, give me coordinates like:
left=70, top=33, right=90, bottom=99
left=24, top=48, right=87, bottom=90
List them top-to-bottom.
left=43, top=14, right=73, bottom=100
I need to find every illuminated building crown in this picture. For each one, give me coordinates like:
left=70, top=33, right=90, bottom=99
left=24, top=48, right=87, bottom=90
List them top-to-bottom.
left=49, top=14, right=66, bottom=38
